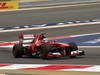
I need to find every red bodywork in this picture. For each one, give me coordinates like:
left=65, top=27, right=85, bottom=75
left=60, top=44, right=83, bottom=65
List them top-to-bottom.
left=17, top=32, right=81, bottom=58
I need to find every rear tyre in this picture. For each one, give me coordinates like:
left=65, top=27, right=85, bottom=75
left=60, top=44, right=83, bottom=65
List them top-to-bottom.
left=12, top=44, right=24, bottom=58
left=24, top=47, right=33, bottom=58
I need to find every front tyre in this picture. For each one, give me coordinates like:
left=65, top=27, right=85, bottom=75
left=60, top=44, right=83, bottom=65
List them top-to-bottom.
left=68, top=42, right=78, bottom=58
left=68, top=42, right=78, bottom=51
left=12, top=44, right=24, bottom=58
left=40, top=45, right=53, bottom=59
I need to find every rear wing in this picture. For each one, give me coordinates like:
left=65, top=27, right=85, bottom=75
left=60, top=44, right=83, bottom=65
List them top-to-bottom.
left=18, top=32, right=34, bottom=44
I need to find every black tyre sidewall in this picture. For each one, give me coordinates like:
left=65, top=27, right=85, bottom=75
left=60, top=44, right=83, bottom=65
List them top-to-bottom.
left=65, top=42, right=78, bottom=56
left=68, top=42, right=78, bottom=51
left=12, top=44, right=24, bottom=58
left=40, top=45, right=52, bottom=59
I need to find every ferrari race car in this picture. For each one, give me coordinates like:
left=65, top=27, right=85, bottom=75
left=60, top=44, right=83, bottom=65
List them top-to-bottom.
left=12, top=32, right=85, bottom=59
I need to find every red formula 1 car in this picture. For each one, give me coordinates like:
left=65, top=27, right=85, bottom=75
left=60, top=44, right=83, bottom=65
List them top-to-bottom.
left=12, top=32, right=85, bottom=59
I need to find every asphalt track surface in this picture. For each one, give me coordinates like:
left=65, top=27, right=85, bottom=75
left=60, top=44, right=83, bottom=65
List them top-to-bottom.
left=0, top=3, right=100, bottom=64
left=0, top=3, right=100, bottom=26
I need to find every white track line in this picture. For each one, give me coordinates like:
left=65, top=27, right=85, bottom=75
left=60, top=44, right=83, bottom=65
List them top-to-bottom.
left=0, top=22, right=100, bottom=33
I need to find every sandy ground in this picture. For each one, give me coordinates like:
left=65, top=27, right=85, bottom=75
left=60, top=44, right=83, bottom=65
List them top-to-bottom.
left=0, top=70, right=100, bottom=75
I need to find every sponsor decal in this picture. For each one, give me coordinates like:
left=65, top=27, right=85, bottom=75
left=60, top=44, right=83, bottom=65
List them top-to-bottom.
left=0, top=1, right=19, bottom=10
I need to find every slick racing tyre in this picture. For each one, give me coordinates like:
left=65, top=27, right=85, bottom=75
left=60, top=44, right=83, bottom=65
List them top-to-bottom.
left=66, top=42, right=78, bottom=58
left=68, top=42, right=78, bottom=51
left=12, top=44, right=24, bottom=58
left=40, top=45, right=52, bottom=59
left=40, top=45, right=50, bottom=59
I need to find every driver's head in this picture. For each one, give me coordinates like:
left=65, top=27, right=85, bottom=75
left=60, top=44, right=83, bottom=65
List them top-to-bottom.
left=40, top=32, right=46, bottom=37
left=40, top=32, right=46, bottom=39
left=41, top=32, right=45, bottom=36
